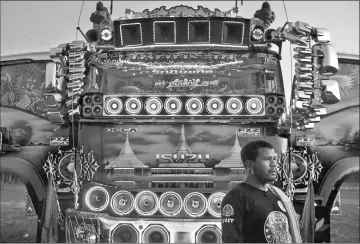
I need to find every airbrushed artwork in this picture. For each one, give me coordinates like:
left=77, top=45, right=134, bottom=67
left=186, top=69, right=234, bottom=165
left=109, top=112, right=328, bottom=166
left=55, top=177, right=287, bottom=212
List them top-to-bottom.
left=0, top=1, right=359, bottom=243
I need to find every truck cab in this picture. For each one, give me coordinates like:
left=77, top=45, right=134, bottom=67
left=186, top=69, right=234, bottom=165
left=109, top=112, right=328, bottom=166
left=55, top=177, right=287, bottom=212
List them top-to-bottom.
left=1, top=2, right=357, bottom=243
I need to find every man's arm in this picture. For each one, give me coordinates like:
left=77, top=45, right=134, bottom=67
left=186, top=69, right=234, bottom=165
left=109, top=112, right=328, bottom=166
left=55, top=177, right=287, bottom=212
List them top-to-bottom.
left=221, top=191, right=245, bottom=243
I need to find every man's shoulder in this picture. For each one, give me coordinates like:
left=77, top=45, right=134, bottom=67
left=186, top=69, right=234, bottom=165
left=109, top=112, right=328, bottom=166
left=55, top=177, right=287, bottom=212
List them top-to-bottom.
left=223, top=183, right=248, bottom=199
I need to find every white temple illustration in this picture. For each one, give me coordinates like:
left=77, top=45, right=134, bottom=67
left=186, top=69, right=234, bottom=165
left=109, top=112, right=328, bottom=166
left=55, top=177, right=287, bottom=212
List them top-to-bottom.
left=159, top=124, right=205, bottom=168
left=215, top=131, right=244, bottom=168
left=105, top=133, right=147, bottom=169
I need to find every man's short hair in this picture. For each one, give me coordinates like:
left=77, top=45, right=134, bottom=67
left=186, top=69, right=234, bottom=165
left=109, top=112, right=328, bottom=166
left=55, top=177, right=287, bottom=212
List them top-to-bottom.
left=240, top=140, right=274, bottom=167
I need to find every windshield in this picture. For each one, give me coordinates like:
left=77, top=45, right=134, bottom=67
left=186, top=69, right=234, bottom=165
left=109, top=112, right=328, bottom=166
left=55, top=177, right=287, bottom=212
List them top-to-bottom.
left=90, top=52, right=284, bottom=95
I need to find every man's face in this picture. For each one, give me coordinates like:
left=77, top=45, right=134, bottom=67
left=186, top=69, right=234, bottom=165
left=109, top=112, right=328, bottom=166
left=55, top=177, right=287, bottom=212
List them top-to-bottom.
left=251, top=147, right=278, bottom=184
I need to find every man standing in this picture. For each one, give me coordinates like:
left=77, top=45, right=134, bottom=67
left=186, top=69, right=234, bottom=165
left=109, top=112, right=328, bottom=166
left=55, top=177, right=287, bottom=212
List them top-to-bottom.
left=221, top=140, right=302, bottom=243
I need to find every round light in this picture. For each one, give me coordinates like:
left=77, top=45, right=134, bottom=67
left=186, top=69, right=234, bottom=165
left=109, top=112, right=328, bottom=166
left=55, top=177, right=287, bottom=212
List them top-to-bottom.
left=252, top=27, right=264, bottom=40
left=101, top=28, right=112, bottom=41
left=105, top=97, right=123, bottom=115
left=125, top=97, right=142, bottom=114
left=145, top=97, right=162, bottom=115
left=164, top=97, right=182, bottom=115
left=185, top=97, right=204, bottom=115
left=206, top=97, right=224, bottom=115
left=226, top=97, right=243, bottom=114
left=246, top=97, right=263, bottom=114
left=85, top=186, right=110, bottom=211
left=111, top=190, right=134, bottom=215
left=134, top=191, right=159, bottom=216
left=159, top=191, right=183, bottom=216
left=183, top=192, right=207, bottom=217
left=207, top=192, right=226, bottom=218
left=112, top=224, right=139, bottom=243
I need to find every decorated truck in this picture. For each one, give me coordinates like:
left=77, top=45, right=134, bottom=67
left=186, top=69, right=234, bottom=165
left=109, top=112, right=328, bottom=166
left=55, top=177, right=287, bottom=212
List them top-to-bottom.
left=1, top=2, right=359, bottom=243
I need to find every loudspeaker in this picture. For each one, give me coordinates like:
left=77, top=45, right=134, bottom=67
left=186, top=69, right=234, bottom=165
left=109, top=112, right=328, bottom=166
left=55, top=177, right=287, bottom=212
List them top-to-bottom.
left=154, top=21, right=176, bottom=44
left=188, top=21, right=210, bottom=43
left=222, top=22, right=244, bottom=44
left=121, top=23, right=143, bottom=46
left=86, top=29, right=99, bottom=43
left=85, top=186, right=110, bottom=211
left=112, top=224, right=139, bottom=243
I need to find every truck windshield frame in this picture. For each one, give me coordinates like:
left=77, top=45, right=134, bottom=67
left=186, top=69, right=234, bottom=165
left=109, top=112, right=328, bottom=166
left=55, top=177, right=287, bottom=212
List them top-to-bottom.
left=88, top=51, right=285, bottom=95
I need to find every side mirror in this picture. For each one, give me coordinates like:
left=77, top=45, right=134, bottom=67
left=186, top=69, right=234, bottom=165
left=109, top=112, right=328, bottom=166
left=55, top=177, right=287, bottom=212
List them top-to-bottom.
left=313, top=43, right=339, bottom=75
left=320, top=79, right=341, bottom=104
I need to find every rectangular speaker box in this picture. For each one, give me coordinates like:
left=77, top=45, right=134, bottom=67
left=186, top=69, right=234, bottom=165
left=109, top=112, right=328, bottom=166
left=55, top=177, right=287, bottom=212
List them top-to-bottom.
left=188, top=20, right=210, bottom=43
left=153, top=21, right=176, bottom=44
left=222, top=21, right=244, bottom=45
left=120, top=23, right=143, bottom=46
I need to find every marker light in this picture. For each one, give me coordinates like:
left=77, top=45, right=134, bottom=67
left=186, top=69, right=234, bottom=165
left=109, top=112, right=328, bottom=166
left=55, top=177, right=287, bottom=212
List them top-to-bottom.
left=101, top=28, right=113, bottom=41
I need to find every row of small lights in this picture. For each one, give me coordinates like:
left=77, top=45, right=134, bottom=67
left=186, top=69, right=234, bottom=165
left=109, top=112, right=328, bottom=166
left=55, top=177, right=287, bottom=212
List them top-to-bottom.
left=82, top=95, right=265, bottom=116
left=85, top=187, right=225, bottom=218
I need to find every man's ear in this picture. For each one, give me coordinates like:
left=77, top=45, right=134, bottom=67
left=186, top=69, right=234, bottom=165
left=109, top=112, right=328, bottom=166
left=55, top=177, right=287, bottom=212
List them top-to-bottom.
left=244, top=160, right=253, bottom=170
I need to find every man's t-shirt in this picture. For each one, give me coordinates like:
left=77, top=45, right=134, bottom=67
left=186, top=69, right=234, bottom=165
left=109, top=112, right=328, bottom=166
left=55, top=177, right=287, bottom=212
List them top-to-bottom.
left=221, top=182, right=293, bottom=243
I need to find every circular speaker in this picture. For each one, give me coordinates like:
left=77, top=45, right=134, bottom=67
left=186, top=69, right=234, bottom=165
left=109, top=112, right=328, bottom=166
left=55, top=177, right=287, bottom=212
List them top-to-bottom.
left=92, top=94, right=103, bottom=104
left=266, top=95, right=277, bottom=105
left=83, top=96, right=92, bottom=106
left=277, top=96, right=285, bottom=106
left=105, top=97, right=123, bottom=115
left=125, top=97, right=142, bottom=114
left=145, top=97, right=163, bottom=115
left=164, top=97, right=182, bottom=115
left=185, top=97, right=204, bottom=115
left=206, top=97, right=224, bottom=115
left=225, top=97, right=243, bottom=114
left=245, top=97, right=263, bottom=115
left=92, top=105, right=102, bottom=116
left=266, top=105, right=276, bottom=115
left=83, top=106, right=92, bottom=116
left=277, top=107, right=285, bottom=115
left=85, top=186, right=110, bottom=211
left=111, top=190, right=134, bottom=215
left=134, top=191, right=158, bottom=216
left=159, top=191, right=182, bottom=216
left=183, top=192, right=207, bottom=217
left=207, top=192, right=226, bottom=218
left=112, top=224, right=139, bottom=243
left=142, top=225, right=170, bottom=243
left=195, top=226, right=221, bottom=243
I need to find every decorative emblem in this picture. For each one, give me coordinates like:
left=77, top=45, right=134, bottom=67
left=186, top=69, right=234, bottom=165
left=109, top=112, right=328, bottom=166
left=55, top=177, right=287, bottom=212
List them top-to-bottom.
left=123, top=5, right=239, bottom=19
left=43, top=146, right=99, bottom=188
left=276, top=148, right=323, bottom=199
left=277, top=201, right=286, bottom=213
left=222, top=204, right=234, bottom=217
